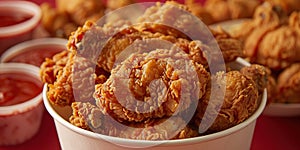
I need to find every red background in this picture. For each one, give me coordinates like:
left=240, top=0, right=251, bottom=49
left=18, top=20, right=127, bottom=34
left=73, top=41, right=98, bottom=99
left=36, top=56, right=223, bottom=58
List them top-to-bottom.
left=0, top=0, right=299, bottom=149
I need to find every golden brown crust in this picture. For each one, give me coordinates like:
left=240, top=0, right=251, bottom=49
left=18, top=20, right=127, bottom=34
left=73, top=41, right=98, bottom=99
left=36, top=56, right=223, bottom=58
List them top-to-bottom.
left=41, top=0, right=135, bottom=38
left=185, top=0, right=214, bottom=25
left=188, top=0, right=260, bottom=24
left=42, top=1, right=265, bottom=140
left=40, top=3, right=74, bottom=37
left=233, top=3, right=300, bottom=103
left=233, top=3, right=300, bottom=71
left=255, top=12, right=300, bottom=70
left=67, top=21, right=95, bottom=53
left=211, top=28, right=244, bottom=62
left=94, top=48, right=209, bottom=123
left=40, top=50, right=69, bottom=84
left=41, top=51, right=108, bottom=106
left=277, top=63, right=300, bottom=103
left=240, top=64, right=275, bottom=104
left=240, top=64, right=268, bottom=94
left=195, top=71, right=258, bottom=133
left=69, top=102, right=92, bottom=130
left=70, top=102, right=199, bottom=140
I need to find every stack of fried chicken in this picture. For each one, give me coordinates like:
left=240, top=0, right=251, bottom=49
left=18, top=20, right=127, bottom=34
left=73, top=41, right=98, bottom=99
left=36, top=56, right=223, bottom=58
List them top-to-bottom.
left=186, top=0, right=300, bottom=25
left=40, top=2, right=267, bottom=140
left=233, top=2, right=300, bottom=104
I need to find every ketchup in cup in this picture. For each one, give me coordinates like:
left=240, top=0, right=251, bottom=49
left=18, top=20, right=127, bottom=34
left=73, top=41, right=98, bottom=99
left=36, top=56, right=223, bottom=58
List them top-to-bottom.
left=0, top=1, right=41, bottom=56
left=0, top=11, right=32, bottom=27
left=0, top=38, right=68, bottom=67
left=0, top=63, right=44, bottom=146
left=0, top=72, right=42, bottom=106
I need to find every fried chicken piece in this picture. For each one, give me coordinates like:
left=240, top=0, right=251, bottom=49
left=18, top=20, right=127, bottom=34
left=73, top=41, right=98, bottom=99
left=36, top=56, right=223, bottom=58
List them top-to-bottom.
left=41, top=0, right=105, bottom=38
left=56, top=0, right=105, bottom=26
left=185, top=0, right=214, bottom=25
left=185, top=0, right=260, bottom=24
left=204, top=0, right=260, bottom=23
left=136, top=1, right=243, bottom=63
left=137, top=1, right=212, bottom=43
left=68, top=2, right=243, bottom=74
left=233, top=2, right=287, bottom=39
left=234, top=2, right=288, bottom=60
left=40, top=3, right=77, bottom=37
left=233, top=3, right=300, bottom=72
left=233, top=5, right=300, bottom=103
left=236, top=8, right=299, bottom=70
left=256, top=11, right=300, bottom=70
left=67, top=21, right=96, bottom=53
left=68, top=21, right=208, bottom=72
left=68, top=23, right=240, bottom=76
left=96, top=26, right=191, bottom=72
left=211, top=28, right=244, bottom=62
left=94, top=48, right=209, bottom=123
left=40, top=50, right=69, bottom=84
left=41, top=51, right=107, bottom=106
left=276, top=63, right=300, bottom=103
left=240, top=64, right=275, bottom=104
left=240, top=64, right=267, bottom=94
left=194, top=71, right=258, bottom=133
left=69, top=102, right=93, bottom=130
left=70, top=102, right=199, bottom=140
left=70, top=102, right=122, bottom=136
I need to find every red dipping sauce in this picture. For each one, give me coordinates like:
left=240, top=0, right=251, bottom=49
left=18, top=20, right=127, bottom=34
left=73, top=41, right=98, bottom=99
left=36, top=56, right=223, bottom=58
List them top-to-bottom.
left=0, top=1, right=41, bottom=55
left=0, top=10, right=32, bottom=27
left=1, top=38, right=68, bottom=66
left=6, top=45, right=65, bottom=66
left=0, top=63, right=44, bottom=146
left=0, top=72, right=42, bottom=106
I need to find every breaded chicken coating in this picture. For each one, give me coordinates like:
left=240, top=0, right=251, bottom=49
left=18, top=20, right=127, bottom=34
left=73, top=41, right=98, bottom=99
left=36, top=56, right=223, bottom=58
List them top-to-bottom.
left=94, top=47, right=209, bottom=122
left=277, top=63, right=300, bottom=103
left=194, top=71, right=258, bottom=133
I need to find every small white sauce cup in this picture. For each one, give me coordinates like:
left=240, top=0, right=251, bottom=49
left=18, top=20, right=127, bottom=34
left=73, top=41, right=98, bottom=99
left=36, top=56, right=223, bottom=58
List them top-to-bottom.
left=0, top=1, right=41, bottom=55
left=0, top=63, right=44, bottom=145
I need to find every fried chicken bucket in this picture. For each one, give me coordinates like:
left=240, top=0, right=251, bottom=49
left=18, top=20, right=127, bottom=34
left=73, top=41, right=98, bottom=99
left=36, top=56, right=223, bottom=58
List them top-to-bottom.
left=41, top=2, right=267, bottom=150
left=43, top=74, right=267, bottom=150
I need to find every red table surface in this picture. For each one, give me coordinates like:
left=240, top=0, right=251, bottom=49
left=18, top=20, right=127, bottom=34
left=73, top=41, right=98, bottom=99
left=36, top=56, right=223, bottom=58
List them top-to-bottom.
left=1, top=0, right=300, bottom=149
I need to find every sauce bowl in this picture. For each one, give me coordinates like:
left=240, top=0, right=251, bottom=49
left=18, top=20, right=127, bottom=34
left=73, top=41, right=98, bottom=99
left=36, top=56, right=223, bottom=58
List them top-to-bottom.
left=0, top=1, right=41, bottom=55
left=0, top=63, right=44, bottom=145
